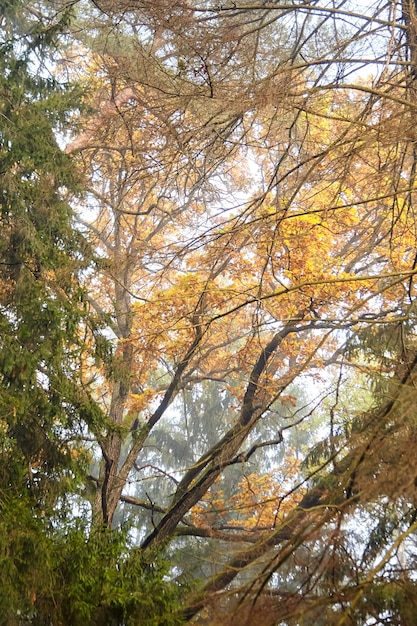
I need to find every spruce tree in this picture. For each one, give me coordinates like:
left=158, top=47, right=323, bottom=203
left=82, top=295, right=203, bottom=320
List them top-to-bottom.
left=0, top=1, right=91, bottom=620
left=0, top=3, right=182, bottom=623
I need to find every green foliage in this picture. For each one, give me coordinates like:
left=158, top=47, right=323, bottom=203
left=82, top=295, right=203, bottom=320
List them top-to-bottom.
left=0, top=0, right=91, bottom=506
left=0, top=492, right=52, bottom=625
left=0, top=514, right=184, bottom=626
left=32, top=527, right=184, bottom=626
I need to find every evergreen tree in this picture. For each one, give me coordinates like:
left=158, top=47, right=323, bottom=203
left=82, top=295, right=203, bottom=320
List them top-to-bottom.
left=0, top=3, right=183, bottom=623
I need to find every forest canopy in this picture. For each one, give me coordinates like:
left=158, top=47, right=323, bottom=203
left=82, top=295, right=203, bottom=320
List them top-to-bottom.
left=2, top=0, right=417, bottom=624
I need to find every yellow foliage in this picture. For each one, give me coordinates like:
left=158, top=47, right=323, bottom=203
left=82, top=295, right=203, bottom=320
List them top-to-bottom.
left=190, top=456, right=304, bottom=532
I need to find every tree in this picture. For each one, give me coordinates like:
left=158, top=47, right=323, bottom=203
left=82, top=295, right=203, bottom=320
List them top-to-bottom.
left=5, top=0, right=417, bottom=623
left=0, top=2, right=182, bottom=624
left=0, top=5, right=90, bottom=616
